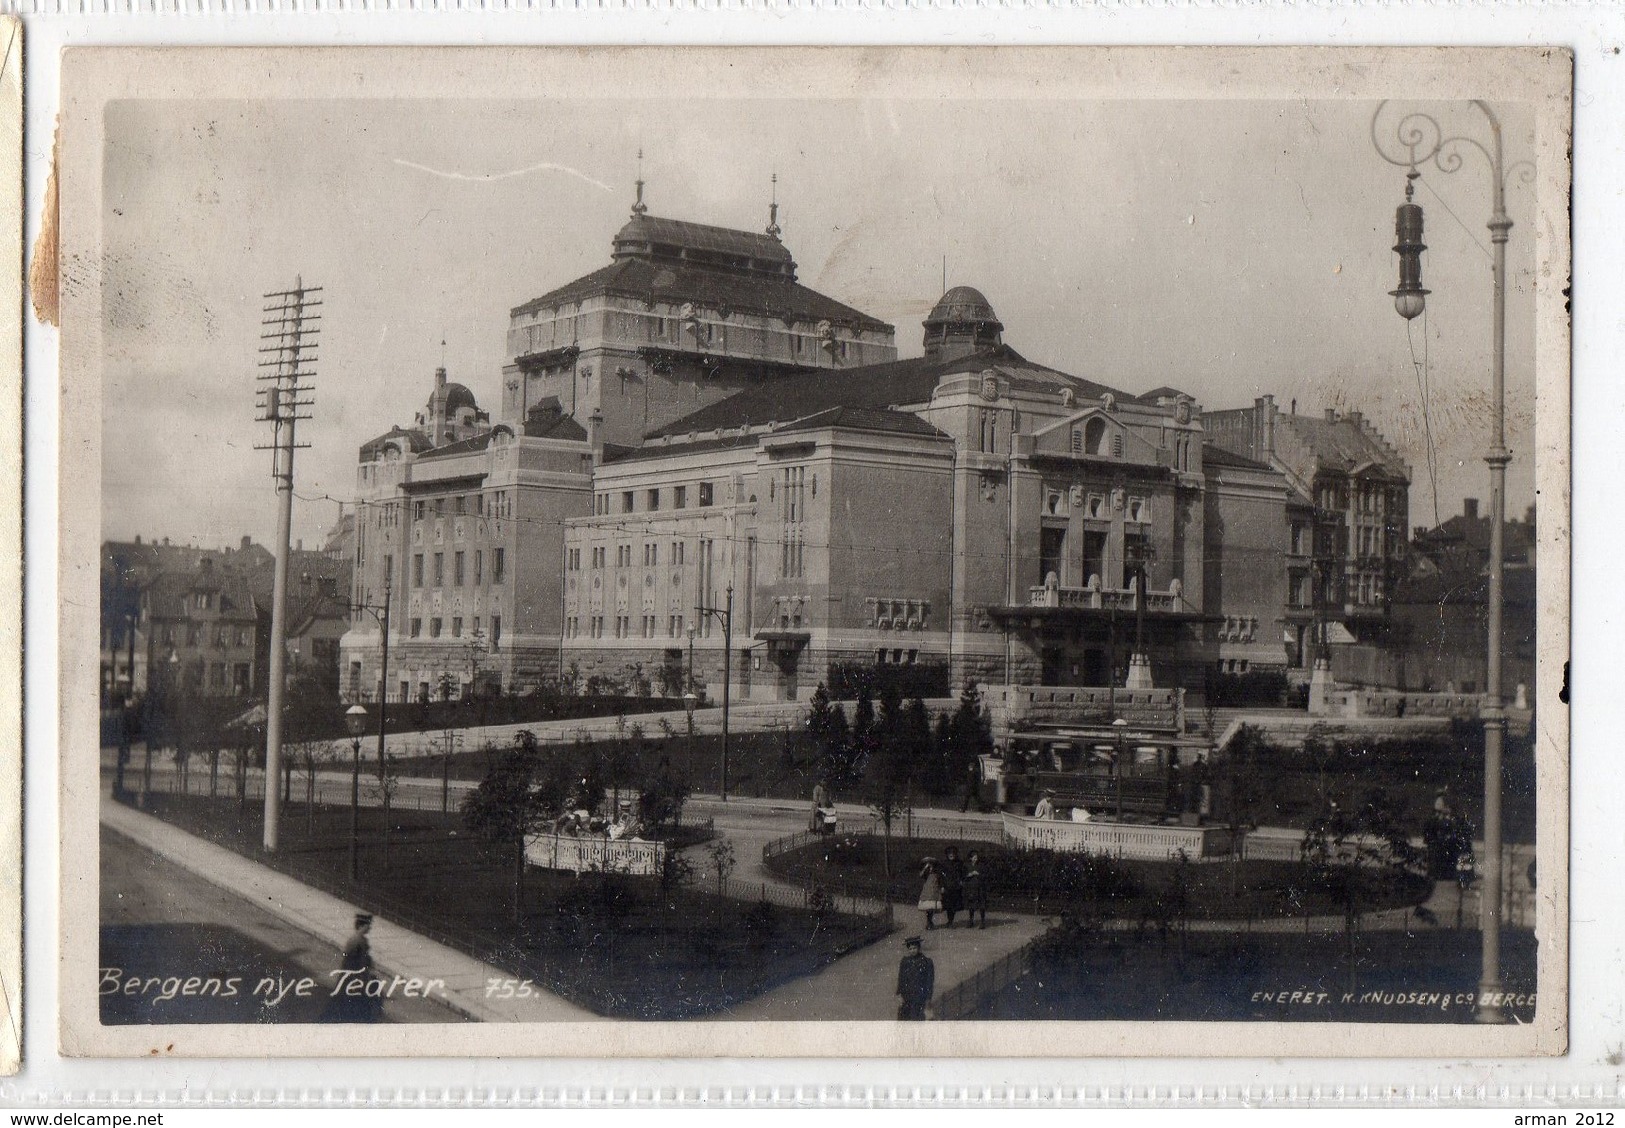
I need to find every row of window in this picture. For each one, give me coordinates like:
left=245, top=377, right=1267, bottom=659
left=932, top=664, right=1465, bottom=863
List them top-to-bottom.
left=594, top=482, right=714, bottom=516
left=410, top=492, right=512, bottom=522
left=567, top=542, right=688, bottom=571
left=411, top=549, right=504, bottom=588
left=407, top=614, right=501, bottom=643
left=566, top=614, right=689, bottom=640
left=157, top=623, right=252, bottom=648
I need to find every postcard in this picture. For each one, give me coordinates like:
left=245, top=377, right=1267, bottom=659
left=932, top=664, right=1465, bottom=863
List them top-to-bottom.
left=57, top=44, right=1570, bottom=1057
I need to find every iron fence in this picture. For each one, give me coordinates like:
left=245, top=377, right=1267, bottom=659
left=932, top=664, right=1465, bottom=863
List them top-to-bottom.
left=932, top=938, right=1036, bottom=1021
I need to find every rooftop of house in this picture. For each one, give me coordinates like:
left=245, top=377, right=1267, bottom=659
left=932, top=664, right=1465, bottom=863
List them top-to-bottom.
left=510, top=212, right=893, bottom=334
left=644, top=343, right=1129, bottom=441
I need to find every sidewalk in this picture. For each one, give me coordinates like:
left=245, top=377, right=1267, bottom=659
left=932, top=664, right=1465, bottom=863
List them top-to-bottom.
left=100, top=795, right=600, bottom=1024
left=716, top=911, right=1051, bottom=1021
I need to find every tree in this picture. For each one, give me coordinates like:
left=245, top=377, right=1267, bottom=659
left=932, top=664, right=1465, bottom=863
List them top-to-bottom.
left=941, top=681, right=994, bottom=803
left=852, top=690, right=877, bottom=769
left=865, top=691, right=921, bottom=879
left=820, top=705, right=861, bottom=791
left=462, top=730, right=573, bottom=924
left=291, top=738, right=333, bottom=839
left=638, top=752, right=692, bottom=838
left=1300, top=787, right=1424, bottom=988
left=706, top=837, right=736, bottom=901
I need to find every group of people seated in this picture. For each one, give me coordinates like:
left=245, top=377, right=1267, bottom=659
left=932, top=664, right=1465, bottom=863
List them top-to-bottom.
left=1030, top=790, right=1093, bottom=822
left=547, top=801, right=645, bottom=841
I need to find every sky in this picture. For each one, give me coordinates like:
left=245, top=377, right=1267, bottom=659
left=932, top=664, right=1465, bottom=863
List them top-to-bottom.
left=99, top=94, right=1539, bottom=551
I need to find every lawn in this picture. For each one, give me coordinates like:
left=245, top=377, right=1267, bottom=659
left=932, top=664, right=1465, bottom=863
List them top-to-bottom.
left=1211, top=724, right=1538, bottom=844
left=391, top=726, right=829, bottom=804
left=127, top=793, right=890, bottom=1019
left=764, top=834, right=1433, bottom=923
left=977, top=925, right=1540, bottom=1024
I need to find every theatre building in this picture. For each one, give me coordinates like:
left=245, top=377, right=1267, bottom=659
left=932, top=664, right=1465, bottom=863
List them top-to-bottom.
left=561, top=287, right=1294, bottom=700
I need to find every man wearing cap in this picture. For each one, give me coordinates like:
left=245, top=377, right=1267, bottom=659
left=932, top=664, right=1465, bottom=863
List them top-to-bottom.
left=1033, top=790, right=1056, bottom=820
left=325, top=912, right=381, bottom=1022
left=896, top=936, right=935, bottom=1021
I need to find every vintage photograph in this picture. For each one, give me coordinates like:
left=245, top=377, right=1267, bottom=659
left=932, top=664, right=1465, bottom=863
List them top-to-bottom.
left=61, top=46, right=1569, bottom=1057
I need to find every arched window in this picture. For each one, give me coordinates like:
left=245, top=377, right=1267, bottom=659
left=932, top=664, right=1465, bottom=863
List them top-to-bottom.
left=1084, top=417, right=1107, bottom=455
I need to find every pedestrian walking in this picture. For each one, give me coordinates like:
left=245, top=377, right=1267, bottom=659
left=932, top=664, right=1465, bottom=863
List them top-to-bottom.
left=939, top=845, right=966, bottom=928
left=963, top=851, right=988, bottom=929
left=916, top=858, right=944, bottom=930
left=322, top=912, right=381, bottom=1023
left=895, top=935, right=935, bottom=1020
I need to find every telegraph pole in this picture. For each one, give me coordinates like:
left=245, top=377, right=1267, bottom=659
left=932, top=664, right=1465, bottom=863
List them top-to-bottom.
left=255, top=277, right=321, bottom=854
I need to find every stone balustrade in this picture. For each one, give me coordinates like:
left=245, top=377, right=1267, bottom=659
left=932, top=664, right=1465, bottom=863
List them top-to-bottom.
left=1002, top=812, right=1234, bottom=861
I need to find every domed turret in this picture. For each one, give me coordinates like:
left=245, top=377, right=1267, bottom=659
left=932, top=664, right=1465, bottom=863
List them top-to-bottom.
left=923, top=286, right=1004, bottom=361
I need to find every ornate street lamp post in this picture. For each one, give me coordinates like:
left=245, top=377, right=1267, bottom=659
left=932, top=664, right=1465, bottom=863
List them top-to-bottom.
left=1373, top=100, right=1530, bottom=1024
left=697, top=583, right=734, bottom=801
left=682, top=691, right=698, bottom=788
left=344, top=703, right=368, bottom=881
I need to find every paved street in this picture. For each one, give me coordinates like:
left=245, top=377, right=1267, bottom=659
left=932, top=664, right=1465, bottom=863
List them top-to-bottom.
left=101, top=794, right=601, bottom=1023
left=101, top=827, right=465, bottom=1025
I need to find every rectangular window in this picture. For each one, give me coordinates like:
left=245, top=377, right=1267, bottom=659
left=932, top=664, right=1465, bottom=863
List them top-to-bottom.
left=699, top=481, right=714, bottom=507
left=674, top=485, right=687, bottom=508
left=647, top=488, right=660, bottom=511
left=622, top=491, right=635, bottom=514
left=475, top=494, right=485, bottom=516
left=455, top=496, right=466, bottom=516
left=414, top=500, right=425, bottom=521
left=672, top=541, right=685, bottom=566
left=493, top=548, right=505, bottom=582
left=474, top=550, right=483, bottom=584
left=454, top=551, right=465, bottom=585
left=433, top=553, right=444, bottom=586
left=383, top=554, right=393, bottom=584
left=413, top=555, right=424, bottom=587
left=452, top=616, right=463, bottom=638
left=491, top=616, right=501, bottom=645
left=410, top=617, right=423, bottom=638
left=430, top=617, right=443, bottom=638
left=236, top=627, right=250, bottom=646
left=210, top=662, right=226, bottom=688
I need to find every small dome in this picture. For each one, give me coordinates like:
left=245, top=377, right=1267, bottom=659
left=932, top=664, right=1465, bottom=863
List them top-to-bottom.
left=924, top=286, right=1002, bottom=332
left=442, top=383, right=477, bottom=416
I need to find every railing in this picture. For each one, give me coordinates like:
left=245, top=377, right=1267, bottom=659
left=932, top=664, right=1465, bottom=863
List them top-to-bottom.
left=1026, top=584, right=1184, bottom=613
left=992, top=684, right=1184, bottom=733
left=1003, top=813, right=1235, bottom=861
left=761, top=817, right=1008, bottom=863
left=525, top=832, right=666, bottom=876
left=715, top=877, right=891, bottom=920
left=933, top=938, right=1036, bottom=1021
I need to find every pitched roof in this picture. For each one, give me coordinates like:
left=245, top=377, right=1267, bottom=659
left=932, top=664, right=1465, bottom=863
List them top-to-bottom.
left=613, top=215, right=794, bottom=266
left=510, top=255, right=892, bottom=333
left=646, top=344, right=1128, bottom=440
left=523, top=403, right=589, bottom=441
left=773, top=405, right=948, bottom=439
left=1280, top=414, right=1409, bottom=480
left=359, top=425, right=433, bottom=461
left=418, top=431, right=495, bottom=461
left=1201, top=443, right=1275, bottom=472
left=145, top=568, right=258, bottom=621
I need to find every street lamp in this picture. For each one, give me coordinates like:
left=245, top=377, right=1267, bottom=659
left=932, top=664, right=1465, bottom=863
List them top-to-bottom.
left=1373, top=100, right=1528, bottom=1024
left=697, top=583, right=734, bottom=801
left=682, top=691, right=698, bottom=787
left=344, top=703, right=368, bottom=881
